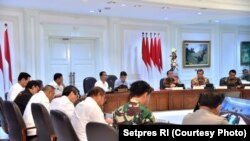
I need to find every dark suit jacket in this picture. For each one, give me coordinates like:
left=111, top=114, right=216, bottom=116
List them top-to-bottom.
left=219, top=77, right=243, bottom=88
left=14, top=89, right=33, bottom=115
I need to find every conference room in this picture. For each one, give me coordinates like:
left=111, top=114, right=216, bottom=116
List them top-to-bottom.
left=0, top=0, right=250, bottom=141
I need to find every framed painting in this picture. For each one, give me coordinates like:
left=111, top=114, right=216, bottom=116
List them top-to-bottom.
left=183, top=40, right=211, bottom=68
left=240, top=41, right=250, bottom=65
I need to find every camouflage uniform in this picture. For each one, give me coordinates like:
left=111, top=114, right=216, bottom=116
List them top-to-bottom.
left=191, top=77, right=209, bottom=88
left=113, top=99, right=155, bottom=127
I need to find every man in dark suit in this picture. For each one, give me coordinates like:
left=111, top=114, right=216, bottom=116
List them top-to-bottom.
left=14, top=80, right=40, bottom=115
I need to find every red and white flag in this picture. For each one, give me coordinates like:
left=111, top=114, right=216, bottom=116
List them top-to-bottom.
left=4, top=24, right=13, bottom=89
left=142, top=32, right=147, bottom=66
left=142, top=32, right=151, bottom=70
left=145, top=33, right=151, bottom=69
left=150, top=33, right=156, bottom=67
left=153, top=33, right=158, bottom=69
left=155, top=33, right=163, bottom=73
left=0, top=44, right=5, bottom=95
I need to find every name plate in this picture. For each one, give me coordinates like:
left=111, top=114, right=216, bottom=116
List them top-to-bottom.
left=193, top=86, right=204, bottom=90
left=215, top=86, right=227, bottom=89
left=244, top=86, right=250, bottom=89
left=171, top=87, right=184, bottom=90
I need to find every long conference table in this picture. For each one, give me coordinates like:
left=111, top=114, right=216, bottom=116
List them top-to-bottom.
left=103, top=89, right=250, bottom=113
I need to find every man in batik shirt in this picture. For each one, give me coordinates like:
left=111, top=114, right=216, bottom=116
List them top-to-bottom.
left=191, top=69, right=209, bottom=88
left=220, top=69, right=243, bottom=89
left=163, top=70, right=179, bottom=88
left=113, top=80, right=155, bottom=127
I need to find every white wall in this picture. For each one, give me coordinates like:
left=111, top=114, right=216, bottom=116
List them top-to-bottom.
left=0, top=7, right=250, bottom=95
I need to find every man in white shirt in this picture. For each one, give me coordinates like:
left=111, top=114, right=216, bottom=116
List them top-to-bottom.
left=94, top=71, right=109, bottom=91
left=114, top=71, right=129, bottom=89
left=8, top=72, right=31, bottom=101
left=49, top=73, right=64, bottom=97
left=23, top=85, right=55, bottom=136
left=50, top=85, right=79, bottom=119
left=71, top=87, right=112, bottom=141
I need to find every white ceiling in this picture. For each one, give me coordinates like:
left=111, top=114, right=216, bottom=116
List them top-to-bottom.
left=0, top=0, right=250, bottom=25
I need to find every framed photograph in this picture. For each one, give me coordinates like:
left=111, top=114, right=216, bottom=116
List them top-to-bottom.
left=183, top=40, right=211, bottom=68
left=240, top=41, right=250, bottom=65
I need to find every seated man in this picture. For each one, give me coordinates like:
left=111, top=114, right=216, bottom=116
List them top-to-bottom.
left=191, top=69, right=209, bottom=88
left=220, top=69, right=243, bottom=88
left=241, top=69, right=250, bottom=81
left=163, top=70, right=179, bottom=88
left=95, top=71, right=109, bottom=91
left=114, top=71, right=129, bottom=90
left=8, top=72, right=31, bottom=101
left=49, top=73, right=65, bottom=97
left=14, top=80, right=40, bottom=115
left=113, top=80, right=155, bottom=127
left=23, top=85, right=55, bottom=137
left=50, top=85, right=80, bottom=119
left=71, top=87, right=112, bottom=141
left=182, top=92, right=228, bottom=125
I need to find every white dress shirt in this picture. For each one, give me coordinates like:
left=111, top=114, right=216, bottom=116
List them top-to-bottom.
left=114, top=79, right=129, bottom=88
left=94, top=80, right=109, bottom=91
left=49, top=81, right=64, bottom=97
left=8, top=83, right=24, bottom=101
left=23, top=91, right=50, bottom=136
left=50, top=96, right=74, bottom=119
left=71, top=97, right=106, bottom=141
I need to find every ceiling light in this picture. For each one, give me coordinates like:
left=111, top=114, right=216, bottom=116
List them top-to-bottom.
left=107, top=1, right=116, bottom=4
left=121, top=4, right=127, bottom=7
left=134, top=4, right=142, bottom=7
left=104, top=7, right=111, bottom=10
left=162, top=7, right=169, bottom=10
left=199, top=7, right=207, bottom=10
left=89, top=10, right=95, bottom=13
left=197, top=12, right=202, bottom=15
left=164, top=17, right=169, bottom=20
left=214, top=20, right=220, bottom=23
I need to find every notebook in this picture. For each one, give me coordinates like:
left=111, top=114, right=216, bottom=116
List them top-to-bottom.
left=220, top=97, right=250, bottom=125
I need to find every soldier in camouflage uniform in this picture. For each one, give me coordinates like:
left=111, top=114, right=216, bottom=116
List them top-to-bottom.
left=113, top=80, right=155, bottom=127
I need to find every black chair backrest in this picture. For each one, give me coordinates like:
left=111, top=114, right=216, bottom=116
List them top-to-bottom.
left=107, top=75, right=118, bottom=90
left=83, top=77, right=97, bottom=94
left=219, top=77, right=227, bottom=86
left=159, top=78, right=165, bottom=89
left=0, top=97, right=8, bottom=134
left=3, top=101, right=26, bottom=141
left=31, top=103, right=56, bottom=141
left=50, top=110, right=79, bottom=141
left=86, top=122, right=118, bottom=141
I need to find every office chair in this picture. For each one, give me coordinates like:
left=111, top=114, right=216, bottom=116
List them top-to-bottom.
left=83, top=77, right=97, bottom=94
left=31, top=103, right=57, bottom=141
left=50, top=110, right=79, bottom=141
